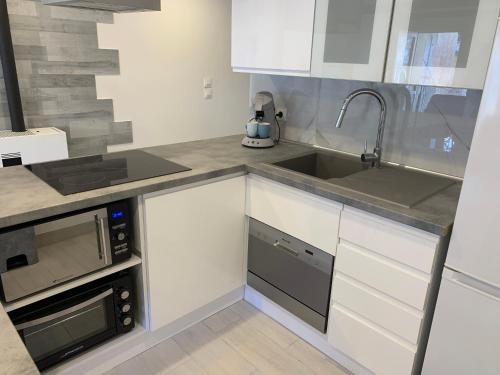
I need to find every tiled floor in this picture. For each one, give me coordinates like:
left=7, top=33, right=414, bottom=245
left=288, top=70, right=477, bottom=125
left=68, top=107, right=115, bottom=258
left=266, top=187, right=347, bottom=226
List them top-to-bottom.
left=105, top=301, right=350, bottom=375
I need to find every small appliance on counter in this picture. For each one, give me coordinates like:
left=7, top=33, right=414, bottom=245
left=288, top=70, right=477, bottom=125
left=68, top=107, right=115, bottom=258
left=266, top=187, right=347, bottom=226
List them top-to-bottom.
left=0, top=2, right=68, bottom=167
left=242, top=91, right=281, bottom=149
left=0, top=127, right=69, bottom=168
left=27, top=149, right=191, bottom=195
left=0, top=200, right=133, bottom=302
left=9, top=270, right=135, bottom=370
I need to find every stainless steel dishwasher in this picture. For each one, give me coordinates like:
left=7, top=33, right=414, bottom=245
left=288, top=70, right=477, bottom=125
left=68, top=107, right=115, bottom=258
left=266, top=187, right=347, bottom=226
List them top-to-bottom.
left=247, top=218, right=334, bottom=332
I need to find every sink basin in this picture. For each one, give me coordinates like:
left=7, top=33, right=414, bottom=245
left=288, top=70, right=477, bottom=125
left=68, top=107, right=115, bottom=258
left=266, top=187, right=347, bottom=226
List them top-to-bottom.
left=271, top=151, right=456, bottom=208
left=272, top=152, right=365, bottom=180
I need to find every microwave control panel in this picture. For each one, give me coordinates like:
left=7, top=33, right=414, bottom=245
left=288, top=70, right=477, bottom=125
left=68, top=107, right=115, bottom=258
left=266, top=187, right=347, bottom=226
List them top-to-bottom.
left=107, top=201, right=132, bottom=263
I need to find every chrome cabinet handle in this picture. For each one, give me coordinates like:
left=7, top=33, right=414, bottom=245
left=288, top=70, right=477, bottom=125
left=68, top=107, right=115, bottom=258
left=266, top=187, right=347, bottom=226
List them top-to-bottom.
left=273, top=241, right=299, bottom=256
left=15, top=289, right=113, bottom=331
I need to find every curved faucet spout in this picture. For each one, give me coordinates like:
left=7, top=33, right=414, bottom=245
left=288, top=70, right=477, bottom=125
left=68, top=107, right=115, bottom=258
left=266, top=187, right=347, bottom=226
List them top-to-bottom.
left=334, top=88, right=387, bottom=168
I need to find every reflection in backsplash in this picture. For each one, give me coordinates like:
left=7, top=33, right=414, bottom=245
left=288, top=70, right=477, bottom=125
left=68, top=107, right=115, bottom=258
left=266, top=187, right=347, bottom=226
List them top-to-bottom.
left=250, top=75, right=482, bottom=178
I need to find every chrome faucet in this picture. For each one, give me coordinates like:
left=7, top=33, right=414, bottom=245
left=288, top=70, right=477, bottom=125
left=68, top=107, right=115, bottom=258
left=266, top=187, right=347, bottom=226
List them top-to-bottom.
left=335, top=88, right=387, bottom=168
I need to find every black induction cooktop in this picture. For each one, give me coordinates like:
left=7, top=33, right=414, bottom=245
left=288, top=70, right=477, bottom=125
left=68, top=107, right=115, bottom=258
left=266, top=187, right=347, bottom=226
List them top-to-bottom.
left=26, top=150, right=191, bottom=195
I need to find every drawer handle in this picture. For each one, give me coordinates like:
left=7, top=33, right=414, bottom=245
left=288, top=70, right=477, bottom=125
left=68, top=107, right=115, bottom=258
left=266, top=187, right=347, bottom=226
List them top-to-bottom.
left=273, top=241, right=299, bottom=256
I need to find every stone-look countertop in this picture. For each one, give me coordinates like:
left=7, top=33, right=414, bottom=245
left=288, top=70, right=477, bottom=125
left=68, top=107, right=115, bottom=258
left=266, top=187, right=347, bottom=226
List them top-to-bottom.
left=0, top=134, right=461, bottom=373
left=0, top=134, right=460, bottom=235
left=0, top=306, right=39, bottom=375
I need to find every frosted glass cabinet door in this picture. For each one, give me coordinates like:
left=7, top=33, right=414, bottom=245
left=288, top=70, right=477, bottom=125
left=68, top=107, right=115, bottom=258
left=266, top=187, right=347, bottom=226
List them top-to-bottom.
left=311, top=0, right=394, bottom=81
left=385, top=0, right=500, bottom=89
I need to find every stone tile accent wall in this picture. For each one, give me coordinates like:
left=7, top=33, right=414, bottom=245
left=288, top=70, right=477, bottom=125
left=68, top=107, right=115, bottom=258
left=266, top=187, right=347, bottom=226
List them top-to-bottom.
left=0, top=0, right=133, bottom=157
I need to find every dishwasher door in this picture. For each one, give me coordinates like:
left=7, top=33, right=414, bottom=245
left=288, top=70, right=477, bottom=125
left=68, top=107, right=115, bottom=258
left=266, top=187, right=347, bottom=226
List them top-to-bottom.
left=247, top=218, right=334, bottom=332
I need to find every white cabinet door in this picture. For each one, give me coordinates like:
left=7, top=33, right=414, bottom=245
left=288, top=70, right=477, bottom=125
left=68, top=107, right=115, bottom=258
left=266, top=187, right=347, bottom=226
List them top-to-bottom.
left=231, top=0, right=316, bottom=76
left=311, top=0, right=393, bottom=81
left=385, top=0, right=500, bottom=89
left=246, top=175, right=342, bottom=255
left=144, top=177, right=246, bottom=331
left=328, top=304, right=417, bottom=375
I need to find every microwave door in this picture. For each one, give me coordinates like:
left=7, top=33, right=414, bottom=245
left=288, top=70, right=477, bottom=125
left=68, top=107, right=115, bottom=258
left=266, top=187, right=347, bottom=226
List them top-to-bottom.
left=1, top=208, right=112, bottom=301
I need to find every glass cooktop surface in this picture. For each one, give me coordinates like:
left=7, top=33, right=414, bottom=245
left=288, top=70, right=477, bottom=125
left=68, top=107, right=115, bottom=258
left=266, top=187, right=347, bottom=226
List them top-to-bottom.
left=26, top=150, right=191, bottom=195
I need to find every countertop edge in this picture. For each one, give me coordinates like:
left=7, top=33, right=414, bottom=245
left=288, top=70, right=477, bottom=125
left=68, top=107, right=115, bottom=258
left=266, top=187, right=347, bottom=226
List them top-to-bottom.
left=246, top=164, right=454, bottom=237
left=0, top=165, right=246, bottom=230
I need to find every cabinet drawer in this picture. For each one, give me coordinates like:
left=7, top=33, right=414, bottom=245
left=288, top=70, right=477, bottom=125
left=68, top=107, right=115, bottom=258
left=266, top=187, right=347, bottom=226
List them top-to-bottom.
left=246, top=175, right=342, bottom=255
left=339, top=207, right=439, bottom=273
left=336, top=242, right=430, bottom=310
left=332, top=273, right=423, bottom=345
left=329, top=304, right=416, bottom=375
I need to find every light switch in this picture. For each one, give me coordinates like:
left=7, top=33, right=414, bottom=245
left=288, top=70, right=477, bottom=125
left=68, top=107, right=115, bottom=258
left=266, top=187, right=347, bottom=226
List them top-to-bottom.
left=203, top=77, right=213, bottom=88
left=204, top=88, right=213, bottom=99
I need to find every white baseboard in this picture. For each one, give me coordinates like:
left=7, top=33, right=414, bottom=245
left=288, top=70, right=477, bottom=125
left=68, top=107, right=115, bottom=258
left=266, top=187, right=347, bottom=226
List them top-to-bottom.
left=244, top=285, right=374, bottom=375
left=45, top=286, right=244, bottom=375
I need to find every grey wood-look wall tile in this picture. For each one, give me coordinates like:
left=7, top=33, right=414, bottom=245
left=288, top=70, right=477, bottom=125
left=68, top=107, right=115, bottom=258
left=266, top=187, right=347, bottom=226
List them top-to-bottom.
left=0, top=0, right=131, bottom=156
left=6, top=0, right=38, bottom=17
left=47, top=5, right=114, bottom=24
left=10, top=15, right=98, bottom=35
left=32, top=59, right=119, bottom=75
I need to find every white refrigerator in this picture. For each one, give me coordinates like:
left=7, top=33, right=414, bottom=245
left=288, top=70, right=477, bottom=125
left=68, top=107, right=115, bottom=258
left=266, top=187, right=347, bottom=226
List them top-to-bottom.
left=422, top=19, right=500, bottom=375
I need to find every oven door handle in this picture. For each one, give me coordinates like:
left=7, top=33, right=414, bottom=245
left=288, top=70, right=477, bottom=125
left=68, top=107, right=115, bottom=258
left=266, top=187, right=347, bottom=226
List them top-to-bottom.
left=14, top=288, right=113, bottom=331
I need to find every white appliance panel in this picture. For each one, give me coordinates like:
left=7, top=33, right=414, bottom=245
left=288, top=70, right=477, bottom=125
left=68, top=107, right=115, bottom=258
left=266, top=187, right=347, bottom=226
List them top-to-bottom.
left=446, top=21, right=500, bottom=287
left=0, top=127, right=68, bottom=168
left=422, top=270, right=500, bottom=375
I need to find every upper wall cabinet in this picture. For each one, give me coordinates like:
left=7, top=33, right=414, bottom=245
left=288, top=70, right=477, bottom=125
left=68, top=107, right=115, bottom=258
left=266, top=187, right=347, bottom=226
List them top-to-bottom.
left=231, top=0, right=316, bottom=76
left=311, top=0, right=394, bottom=82
left=385, top=0, right=500, bottom=89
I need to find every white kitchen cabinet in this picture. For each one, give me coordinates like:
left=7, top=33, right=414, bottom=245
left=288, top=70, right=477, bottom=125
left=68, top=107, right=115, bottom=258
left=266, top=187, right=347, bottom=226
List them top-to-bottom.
left=231, top=0, right=316, bottom=76
left=311, top=0, right=394, bottom=81
left=385, top=0, right=500, bottom=89
left=246, top=174, right=342, bottom=255
left=144, top=176, right=246, bottom=331
left=329, top=205, right=444, bottom=375
left=339, top=207, right=439, bottom=274
left=335, top=241, right=431, bottom=310
left=331, top=274, right=423, bottom=344
left=329, top=304, right=417, bottom=375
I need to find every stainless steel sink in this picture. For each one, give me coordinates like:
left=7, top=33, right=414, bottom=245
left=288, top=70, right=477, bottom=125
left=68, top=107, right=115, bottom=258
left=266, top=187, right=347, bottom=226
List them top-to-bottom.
left=271, top=152, right=456, bottom=208
left=272, top=152, right=366, bottom=180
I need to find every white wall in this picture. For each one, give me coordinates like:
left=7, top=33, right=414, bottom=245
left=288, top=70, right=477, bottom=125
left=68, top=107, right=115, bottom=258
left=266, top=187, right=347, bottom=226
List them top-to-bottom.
left=96, top=0, right=250, bottom=151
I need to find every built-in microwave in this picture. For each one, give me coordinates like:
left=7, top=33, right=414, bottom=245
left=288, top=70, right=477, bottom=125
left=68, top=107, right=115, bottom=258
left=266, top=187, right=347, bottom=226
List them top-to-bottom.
left=0, top=200, right=133, bottom=302
left=9, top=270, right=135, bottom=370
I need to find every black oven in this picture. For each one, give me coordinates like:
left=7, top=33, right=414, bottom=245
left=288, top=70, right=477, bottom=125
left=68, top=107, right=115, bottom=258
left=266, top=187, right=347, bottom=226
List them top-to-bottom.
left=9, top=270, right=135, bottom=370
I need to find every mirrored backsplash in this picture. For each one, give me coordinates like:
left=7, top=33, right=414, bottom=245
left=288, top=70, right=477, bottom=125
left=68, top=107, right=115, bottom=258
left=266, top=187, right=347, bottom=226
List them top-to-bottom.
left=250, top=75, right=482, bottom=178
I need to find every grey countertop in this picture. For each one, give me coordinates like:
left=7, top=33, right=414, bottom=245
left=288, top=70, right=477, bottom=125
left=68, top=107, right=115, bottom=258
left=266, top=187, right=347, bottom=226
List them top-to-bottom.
left=0, top=134, right=460, bottom=373
left=0, top=134, right=460, bottom=235
left=0, top=306, right=39, bottom=375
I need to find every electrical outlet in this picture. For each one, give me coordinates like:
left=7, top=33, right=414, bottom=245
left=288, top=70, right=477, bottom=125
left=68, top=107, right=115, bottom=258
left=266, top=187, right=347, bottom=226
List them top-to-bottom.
left=276, top=107, right=287, bottom=121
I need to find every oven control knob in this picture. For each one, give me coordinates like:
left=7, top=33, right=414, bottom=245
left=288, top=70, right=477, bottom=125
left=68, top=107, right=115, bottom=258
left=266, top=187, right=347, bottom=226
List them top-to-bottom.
left=117, top=232, right=126, bottom=241
left=119, top=289, right=130, bottom=300
left=120, top=303, right=132, bottom=313
left=121, top=316, right=133, bottom=326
